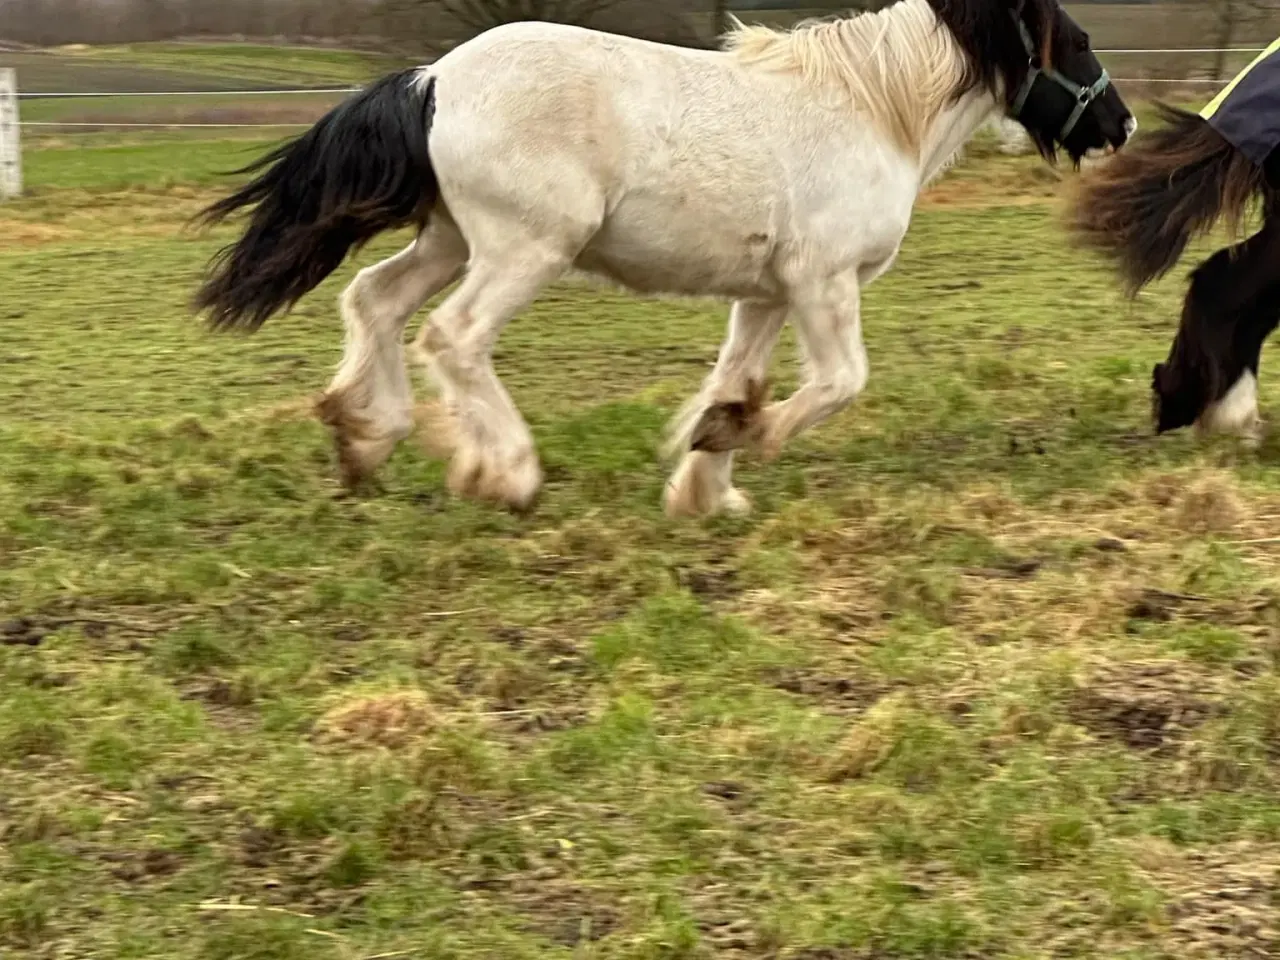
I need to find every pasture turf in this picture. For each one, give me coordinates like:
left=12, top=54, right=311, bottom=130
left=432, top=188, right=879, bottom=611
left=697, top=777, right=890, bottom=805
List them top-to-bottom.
left=12, top=42, right=413, bottom=132
left=9, top=43, right=409, bottom=93
left=3, top=132, right=1280, bottom=960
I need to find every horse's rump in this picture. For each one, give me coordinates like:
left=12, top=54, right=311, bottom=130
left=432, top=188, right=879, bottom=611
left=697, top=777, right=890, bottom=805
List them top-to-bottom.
left=1201, top=36, right=1280, bottom=168
left=1068, top=40, right=1280, bottom=293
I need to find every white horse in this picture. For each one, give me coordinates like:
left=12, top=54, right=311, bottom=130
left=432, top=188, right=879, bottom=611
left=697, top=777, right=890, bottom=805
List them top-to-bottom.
left=193, top=0, right=1134, bottom=517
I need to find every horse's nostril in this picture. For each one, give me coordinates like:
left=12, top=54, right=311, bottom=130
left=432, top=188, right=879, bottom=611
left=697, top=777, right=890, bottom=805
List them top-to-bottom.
left=1123, top=115, right=1138, bottom=140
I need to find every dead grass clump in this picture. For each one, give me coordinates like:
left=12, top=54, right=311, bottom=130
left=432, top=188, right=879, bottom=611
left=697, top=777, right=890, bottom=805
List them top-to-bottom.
left=0, top=221, right=81, bottom=248
left=228, top=396, right=315, bottom=426
left=168, top=414, right=215, bottom=442
left=1142, top=472, right=1183, bottom=508
left=1175, top=472, right=1243, bottom=535
left=961, top=486, right=1022, bottom=522
left=734, top=587, right=819, bottom=637
left=1177, top=675, right=1280, bottom=791
left=314, top=690, right=438, bottom=750
left=823, top=691, right=912, bottom=781
left=708, top=722, right=823, bottom=772
left=1181, top=724, right=1257, bottom=791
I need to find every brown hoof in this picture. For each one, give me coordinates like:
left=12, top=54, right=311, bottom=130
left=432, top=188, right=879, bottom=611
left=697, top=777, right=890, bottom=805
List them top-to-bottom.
left=315, top=390, right=379, bottom=493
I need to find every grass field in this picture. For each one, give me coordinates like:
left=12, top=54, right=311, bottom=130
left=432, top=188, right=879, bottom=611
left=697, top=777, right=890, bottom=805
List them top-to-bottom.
left=9, top=42, right=410, bottom=131
left=8, top=43, right=408, bottom=92
left=4, top=115, right=1280, bottom=959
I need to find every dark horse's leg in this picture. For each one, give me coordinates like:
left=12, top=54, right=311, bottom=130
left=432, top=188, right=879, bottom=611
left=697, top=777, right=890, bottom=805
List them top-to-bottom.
left=1152, top=208, right=1280, bottom=443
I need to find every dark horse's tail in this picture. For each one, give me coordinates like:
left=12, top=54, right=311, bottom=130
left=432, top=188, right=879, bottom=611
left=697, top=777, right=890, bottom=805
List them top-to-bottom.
left=192, top=69, right=438, bottom=331
left=1068, top=103, right=1268, bottom=294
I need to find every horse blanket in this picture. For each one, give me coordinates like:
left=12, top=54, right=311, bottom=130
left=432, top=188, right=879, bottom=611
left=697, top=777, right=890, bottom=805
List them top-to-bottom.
left=1201, top=36, right=1280, bottom=167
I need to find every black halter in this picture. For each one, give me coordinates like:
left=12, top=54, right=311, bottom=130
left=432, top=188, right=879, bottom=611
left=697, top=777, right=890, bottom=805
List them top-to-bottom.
left=1008, top=19, right=1111, bottom=142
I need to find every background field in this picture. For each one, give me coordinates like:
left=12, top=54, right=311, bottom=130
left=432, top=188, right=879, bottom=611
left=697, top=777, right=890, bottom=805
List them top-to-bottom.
left=9, top=4, right=1280, bottom=131
left=4, top=37, right=1280, bottom=960
left=10, top=43, right=407, bottom=132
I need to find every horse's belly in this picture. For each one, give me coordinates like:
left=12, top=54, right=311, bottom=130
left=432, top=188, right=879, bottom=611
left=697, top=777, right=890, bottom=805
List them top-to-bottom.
left=576, top=207, right=782, bottom=300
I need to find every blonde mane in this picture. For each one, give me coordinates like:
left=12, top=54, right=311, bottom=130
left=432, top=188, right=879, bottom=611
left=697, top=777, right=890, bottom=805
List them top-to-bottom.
left=723, top=0, right=973, bottom=157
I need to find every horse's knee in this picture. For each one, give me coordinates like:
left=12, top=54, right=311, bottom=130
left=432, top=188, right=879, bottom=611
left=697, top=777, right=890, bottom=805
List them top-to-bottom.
left=412, top=316, right=474, bottom=377
left=412, top=318, right=450, bottom=360
left=825, top=354, right=868, bottom=408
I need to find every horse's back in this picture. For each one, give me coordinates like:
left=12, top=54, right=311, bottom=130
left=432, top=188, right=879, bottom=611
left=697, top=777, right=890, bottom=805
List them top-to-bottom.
left=425, top=20, right=910, bottom=300
left=427, top=22, right=792, bottom=297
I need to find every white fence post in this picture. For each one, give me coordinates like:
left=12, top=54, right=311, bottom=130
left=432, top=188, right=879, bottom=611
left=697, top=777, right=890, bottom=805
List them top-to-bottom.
left=0, top=68, right=20, bottom=199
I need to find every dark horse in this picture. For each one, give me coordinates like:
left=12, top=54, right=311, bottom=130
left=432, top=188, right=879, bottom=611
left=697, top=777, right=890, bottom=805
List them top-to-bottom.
left=1070, top=40, right=1280, bottom=447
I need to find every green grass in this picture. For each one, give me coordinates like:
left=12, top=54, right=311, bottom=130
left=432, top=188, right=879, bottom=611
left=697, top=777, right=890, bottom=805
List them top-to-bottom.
left=10, top=41, right=409, bottom=135
left=8, top=42, right=410, bottom=93
left=73, top=42, right=410, bottom=86
left=19, top=91, right=344, bottom=129
left=3, top=125, right=1280, bottom=960
left=19, top=135, right=288, bottom=189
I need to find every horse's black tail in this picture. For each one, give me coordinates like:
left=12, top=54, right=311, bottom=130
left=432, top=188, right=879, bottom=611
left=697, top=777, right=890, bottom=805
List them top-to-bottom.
left=192, top=69, right=438, bottom=331
left=1068, top=103, right=1268, bottom=295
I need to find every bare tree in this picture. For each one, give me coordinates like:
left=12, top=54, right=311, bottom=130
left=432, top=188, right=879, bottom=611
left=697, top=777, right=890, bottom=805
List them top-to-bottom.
left=373, top=0, right=643, bottom=52
left=415, top=0, right=617, bottom=34
left=712, top=0, right=730, bottom=40
left=1204, top=0, right=1280, bottom=80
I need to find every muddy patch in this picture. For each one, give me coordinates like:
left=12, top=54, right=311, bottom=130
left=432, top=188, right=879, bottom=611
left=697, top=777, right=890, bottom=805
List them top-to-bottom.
left=1068, top=660, right=1225, bottom=750
left=766, top=665, right=888, bottom=717
left=1135, top=841, right=1280, bottom=959
left=511, top=878, right=622, bottom=947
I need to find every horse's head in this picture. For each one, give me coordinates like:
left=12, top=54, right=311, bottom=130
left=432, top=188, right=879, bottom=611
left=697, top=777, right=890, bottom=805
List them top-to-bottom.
left=931, top=0, right=1136, bottom=164
left=1003, top=0, right=1136, bottom=165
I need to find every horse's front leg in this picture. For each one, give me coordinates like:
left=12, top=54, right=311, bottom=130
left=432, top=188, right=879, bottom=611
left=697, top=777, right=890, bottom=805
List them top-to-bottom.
left=755, top=269, right=866, bottom=459
left=663, top=300, right=787, bottom=518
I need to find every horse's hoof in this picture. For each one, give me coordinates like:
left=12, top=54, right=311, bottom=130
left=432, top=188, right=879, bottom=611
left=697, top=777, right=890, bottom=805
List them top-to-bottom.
left=448, top=445, right=542, bottom=512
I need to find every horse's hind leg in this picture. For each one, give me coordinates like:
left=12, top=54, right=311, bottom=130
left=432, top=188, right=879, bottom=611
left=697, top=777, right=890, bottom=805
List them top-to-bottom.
left=318, top=221, right=467, bottom=488
left=411, top=245, right=573, bottom=512
left=663, top=300, right=787, bottom=518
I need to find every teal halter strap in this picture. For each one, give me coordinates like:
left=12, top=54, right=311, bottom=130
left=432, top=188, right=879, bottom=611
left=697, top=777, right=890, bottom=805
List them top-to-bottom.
left=1009, top=19, right=1111, bottom=142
